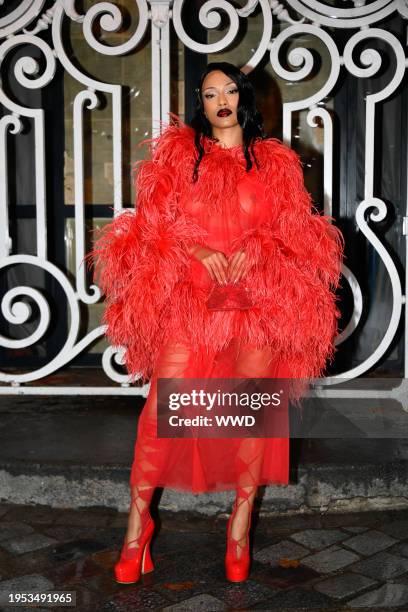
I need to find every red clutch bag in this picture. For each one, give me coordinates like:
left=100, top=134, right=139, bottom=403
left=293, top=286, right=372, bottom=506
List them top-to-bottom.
left=206, top=282, right=254, bottom=311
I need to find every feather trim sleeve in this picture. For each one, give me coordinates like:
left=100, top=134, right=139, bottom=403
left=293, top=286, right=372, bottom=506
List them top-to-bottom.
left=86, top=130, right=208, bottom=383
left=231, top=142, right=345, bottom=383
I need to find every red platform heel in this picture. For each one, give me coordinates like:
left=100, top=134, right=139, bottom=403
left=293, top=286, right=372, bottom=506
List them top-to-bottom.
left=114, top=486, right=155, bottom=584
left=225, top=488, right=253, bottom=582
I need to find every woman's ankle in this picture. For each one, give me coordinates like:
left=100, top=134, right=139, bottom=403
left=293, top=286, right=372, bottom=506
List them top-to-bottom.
left=126, top=506, right=150, bottom=543
left=230, top=506, right=252, bottom=541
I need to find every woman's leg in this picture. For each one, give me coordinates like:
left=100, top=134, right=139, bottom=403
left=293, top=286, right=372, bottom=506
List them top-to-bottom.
left=123, top=340, right=195, bottom=557
left=228, top=343, right=277, bottom=558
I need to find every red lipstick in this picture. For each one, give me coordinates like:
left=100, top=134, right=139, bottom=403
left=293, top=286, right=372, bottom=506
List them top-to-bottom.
left=217, top=109, right=232, bottom=117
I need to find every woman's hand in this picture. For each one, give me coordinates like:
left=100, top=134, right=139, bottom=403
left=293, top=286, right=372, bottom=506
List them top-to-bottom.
left=189, top=245, right=229, bottom=284
left=228, top=249, right=249, bottom=283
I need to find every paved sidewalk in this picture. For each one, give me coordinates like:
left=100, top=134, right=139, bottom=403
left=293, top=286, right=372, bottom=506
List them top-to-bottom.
left=1, top=504, right=408, bottom=610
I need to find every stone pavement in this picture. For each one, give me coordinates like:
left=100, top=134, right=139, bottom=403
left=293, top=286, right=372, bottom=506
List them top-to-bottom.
left=1, top=504, right=408, bottom=610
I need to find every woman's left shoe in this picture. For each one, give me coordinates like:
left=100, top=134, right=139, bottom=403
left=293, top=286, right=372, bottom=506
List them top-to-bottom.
left=225, top=496, right=252, bottom=582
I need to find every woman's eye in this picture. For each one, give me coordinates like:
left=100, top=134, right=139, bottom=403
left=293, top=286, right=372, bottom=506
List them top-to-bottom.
left=203, top=89, right=237, bottom=99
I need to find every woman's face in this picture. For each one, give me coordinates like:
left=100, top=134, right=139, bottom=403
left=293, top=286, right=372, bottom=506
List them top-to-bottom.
left=201, top=70, right=240, bottom=130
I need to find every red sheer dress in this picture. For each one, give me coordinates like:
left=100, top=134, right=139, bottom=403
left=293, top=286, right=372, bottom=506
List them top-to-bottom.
left=129, top=143, right=290, bottom=495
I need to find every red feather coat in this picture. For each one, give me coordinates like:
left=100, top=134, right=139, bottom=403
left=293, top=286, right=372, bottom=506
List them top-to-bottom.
left=89, top=116, right=345, bottom=403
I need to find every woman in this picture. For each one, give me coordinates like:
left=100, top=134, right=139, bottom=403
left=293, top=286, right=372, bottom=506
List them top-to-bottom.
left=89, top=62, right=345, bottom=584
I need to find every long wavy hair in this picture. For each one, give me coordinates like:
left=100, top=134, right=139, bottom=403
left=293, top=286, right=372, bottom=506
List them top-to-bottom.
left=190, top=62, right=266, bottom=182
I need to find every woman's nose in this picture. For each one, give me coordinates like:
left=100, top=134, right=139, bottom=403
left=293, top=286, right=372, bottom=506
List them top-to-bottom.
left=218, top=91, right=227, bottom=105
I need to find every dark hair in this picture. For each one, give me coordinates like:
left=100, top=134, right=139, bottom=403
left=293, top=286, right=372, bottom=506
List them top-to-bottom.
left=190, top=62, right=265, bottom=182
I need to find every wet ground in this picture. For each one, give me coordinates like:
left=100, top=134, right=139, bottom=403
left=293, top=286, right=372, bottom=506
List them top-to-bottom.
left=1, top=503, right=408, bottom=610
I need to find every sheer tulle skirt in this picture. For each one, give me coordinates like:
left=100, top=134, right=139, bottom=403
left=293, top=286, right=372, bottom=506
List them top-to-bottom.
left=130, top=333, right=290, bottom=494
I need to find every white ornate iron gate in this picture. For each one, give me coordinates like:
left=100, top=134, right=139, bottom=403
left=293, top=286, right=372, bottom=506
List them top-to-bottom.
left=0, top=1, right=407, bottom=400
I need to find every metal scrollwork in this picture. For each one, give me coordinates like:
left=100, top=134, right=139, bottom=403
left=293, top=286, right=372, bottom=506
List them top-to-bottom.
left=0, top=0, right=406, bottom=394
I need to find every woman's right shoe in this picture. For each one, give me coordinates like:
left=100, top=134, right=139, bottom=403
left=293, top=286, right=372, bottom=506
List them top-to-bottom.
left=114, top=514, right=155, bottom=584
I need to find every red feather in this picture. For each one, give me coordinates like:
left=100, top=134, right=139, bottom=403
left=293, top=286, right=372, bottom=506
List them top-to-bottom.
left=86, top=114, right=345, bottom=402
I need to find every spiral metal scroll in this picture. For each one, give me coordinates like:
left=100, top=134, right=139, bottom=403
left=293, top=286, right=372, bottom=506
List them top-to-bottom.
left=0, top=0, right=406, bottom=391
